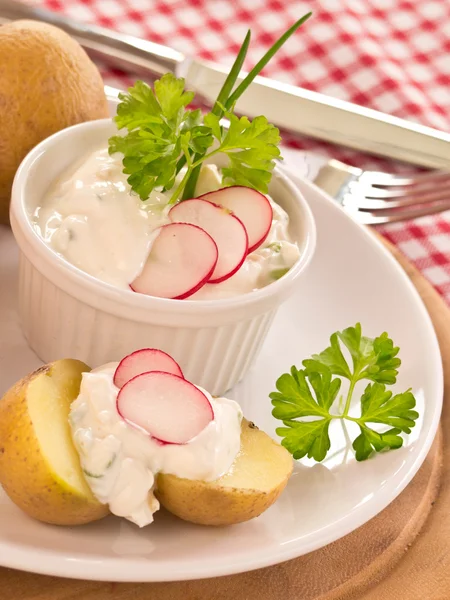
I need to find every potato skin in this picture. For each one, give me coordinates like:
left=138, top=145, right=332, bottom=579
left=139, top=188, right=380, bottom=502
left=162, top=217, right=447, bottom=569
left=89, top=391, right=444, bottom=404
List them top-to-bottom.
left=0, top=20, right=109, bottom=224
left=0, top=361, right=109, bottom=525
left=156, top=420, right=293, bottom=526
left=155, top=476, right=288, bottom=526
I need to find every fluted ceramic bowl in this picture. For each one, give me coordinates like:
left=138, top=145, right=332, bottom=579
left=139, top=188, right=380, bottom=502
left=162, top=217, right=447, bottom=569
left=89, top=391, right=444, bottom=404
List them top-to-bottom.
left=10, top=119, right=316, bottom=395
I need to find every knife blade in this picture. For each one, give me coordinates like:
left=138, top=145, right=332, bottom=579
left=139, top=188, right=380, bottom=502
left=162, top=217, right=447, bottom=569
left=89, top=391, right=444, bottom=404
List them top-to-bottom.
left=1, top=0, right=449, bottom=170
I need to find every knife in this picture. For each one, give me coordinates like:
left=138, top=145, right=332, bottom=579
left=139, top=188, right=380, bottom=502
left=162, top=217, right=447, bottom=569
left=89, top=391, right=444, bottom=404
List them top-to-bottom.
left=1, top=0, right=449, bottom=170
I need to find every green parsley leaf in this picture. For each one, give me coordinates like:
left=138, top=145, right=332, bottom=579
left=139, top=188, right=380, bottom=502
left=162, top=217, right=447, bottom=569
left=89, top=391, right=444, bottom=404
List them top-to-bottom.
left=109, top=74, right=201, bottom=200
left=154, top=75, right=194, bottom=121
left=109, top=79, right=281, bottom=200
left=114, top=80, right=163, bottom=131
left=180, top=108, right=202, bottom=131
left=180, top=109, right=214, bottom=154
left=203, top=112, right=222, bottom=142
left=206, top=112, right=281, bottom=193
left=303, top=323, right=401, bottom=385
left=271, top=324, right=419, bottom=463
left=338, top=324, right=401, bottom=384
left=303, top=332, right=352, bottom=379
left=367, top=332, right=402, bottom=384
left=271, top=367, right=341, bottom=420
left=270, top=368, right=340, bottom=462
left=358, top=383, right=419, bottom=433
left=276, top=418, right=332, bottom=462
left=352, top=426, right=403, bottom=462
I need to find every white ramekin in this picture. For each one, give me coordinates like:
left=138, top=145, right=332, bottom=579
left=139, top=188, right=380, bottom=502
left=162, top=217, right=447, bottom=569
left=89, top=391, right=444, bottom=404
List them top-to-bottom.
left=10, top=119, right=316, bottom=395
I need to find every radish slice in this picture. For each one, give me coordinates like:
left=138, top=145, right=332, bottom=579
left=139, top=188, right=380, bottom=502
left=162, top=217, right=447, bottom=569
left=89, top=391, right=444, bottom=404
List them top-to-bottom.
left=199, top=186, right=273, bottom=253
left=169, top=199, right=248, bottom=284
left=131, top=223, right=218, bottom=299
left=114, top=349, right=184, bottom=389
left=117, top=371, right=214, bottom=444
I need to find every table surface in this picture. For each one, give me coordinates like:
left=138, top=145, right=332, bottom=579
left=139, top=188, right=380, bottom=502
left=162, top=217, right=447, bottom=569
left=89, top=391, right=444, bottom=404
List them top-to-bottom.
left=29, top=0, right=450, bottom=304
left=2, top=2, right=450, bottom=593
left=0, top=236, right=449, bottom=599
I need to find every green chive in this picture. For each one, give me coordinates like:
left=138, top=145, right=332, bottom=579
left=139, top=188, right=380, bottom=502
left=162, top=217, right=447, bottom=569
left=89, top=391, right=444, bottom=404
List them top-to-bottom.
left=182, top=12, right=312, bottom=200
left=225, top=12, right=312, bottom=109
left=212, top=29, right=251, bottom=116
left=182, top=30, right=251, bottom=199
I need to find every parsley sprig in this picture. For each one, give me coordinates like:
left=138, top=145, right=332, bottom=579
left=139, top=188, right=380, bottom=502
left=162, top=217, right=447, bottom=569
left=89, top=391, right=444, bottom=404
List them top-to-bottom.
left=108, top=13, right=311, bottom=203
left=270, top=324, right=419, bottom=462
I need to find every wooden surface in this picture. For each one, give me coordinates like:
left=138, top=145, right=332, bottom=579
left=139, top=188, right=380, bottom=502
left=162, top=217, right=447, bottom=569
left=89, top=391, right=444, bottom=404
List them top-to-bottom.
left=1, top=240, right=449, bottom=599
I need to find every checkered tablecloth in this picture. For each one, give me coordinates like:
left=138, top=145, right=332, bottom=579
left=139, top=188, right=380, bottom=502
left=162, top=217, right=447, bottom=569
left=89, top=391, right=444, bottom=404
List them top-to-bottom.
left=32, top=0, right=450, bottom=304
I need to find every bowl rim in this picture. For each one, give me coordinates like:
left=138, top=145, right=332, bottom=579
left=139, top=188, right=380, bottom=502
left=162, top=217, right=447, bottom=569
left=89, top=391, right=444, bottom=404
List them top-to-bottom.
left=10, top=118, right=316, bottom=316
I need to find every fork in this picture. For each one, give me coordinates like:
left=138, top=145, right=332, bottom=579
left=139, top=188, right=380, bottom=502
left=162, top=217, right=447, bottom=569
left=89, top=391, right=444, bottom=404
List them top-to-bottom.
left=313, top=159, right=450, bottom=225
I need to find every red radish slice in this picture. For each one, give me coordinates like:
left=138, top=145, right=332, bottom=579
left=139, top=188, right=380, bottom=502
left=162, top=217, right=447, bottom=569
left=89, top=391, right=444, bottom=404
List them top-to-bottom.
left=199, top=186, right=273, bottom=253
left=169, top=199, right=248, bottom=284
left=131, top=223, right=218, bottom=299
left=114, top=348, right=184, bottom=389
left=117, top=371, right=214, bottom=444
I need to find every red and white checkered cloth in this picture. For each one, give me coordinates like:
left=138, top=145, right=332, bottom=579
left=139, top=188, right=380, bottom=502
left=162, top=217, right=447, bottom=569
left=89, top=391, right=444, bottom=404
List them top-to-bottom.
left=31, top=0, right=450, bottom=303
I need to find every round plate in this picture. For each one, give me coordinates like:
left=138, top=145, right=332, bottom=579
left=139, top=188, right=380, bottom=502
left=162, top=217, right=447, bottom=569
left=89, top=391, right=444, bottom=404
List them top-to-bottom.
left=0, top=103, right=442, bottom=582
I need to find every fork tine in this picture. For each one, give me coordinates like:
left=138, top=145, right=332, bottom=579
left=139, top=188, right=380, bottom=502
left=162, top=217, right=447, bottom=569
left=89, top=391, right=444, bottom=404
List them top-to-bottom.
left=313, top=158, right=450, bottom=225
left=359, top=170, right=450, bottom=187
left=357, top=178, right=450, bottom=199
left=345, top=187, right=450, bottom=209
left=355, top=197, right=450, bottom=225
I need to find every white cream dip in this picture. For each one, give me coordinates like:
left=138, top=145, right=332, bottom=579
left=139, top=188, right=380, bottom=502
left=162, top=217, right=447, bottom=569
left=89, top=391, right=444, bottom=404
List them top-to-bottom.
left=33, top=147, right=300, bottom=299
left=69, top=363, right=243, bottom=527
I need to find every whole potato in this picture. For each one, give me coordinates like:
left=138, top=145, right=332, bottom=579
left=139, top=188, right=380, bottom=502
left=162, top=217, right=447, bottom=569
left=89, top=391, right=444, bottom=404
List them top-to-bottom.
left=0, top=20, right=109, bottom=223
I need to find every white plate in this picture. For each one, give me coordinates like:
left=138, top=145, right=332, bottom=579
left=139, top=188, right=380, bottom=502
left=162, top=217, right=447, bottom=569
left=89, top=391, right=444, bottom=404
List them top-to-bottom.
left=0, top=106, right=443, bottom=582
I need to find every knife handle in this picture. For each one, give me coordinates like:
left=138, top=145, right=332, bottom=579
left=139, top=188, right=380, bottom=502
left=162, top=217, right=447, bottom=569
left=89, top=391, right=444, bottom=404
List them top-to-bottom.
left=0, top=0, right=182, bottom=77
left=185, top=61, right=450, bottom=171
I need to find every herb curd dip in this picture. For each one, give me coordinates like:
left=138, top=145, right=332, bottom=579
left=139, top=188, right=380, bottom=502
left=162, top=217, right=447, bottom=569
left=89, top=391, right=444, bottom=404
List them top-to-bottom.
left=32, top=147, right=300, bottom=300
left=69, top=362, right=243, bottom=527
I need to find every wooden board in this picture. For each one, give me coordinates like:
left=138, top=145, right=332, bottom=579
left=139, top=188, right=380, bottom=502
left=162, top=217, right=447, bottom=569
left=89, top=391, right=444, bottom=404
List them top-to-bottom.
left=0, top=239, right=448, bottom=599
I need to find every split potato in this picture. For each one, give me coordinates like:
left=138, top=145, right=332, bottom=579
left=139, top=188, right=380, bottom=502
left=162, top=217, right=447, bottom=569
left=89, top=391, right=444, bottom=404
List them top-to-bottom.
left=0, top=360, right=109, bottom=525
left=0, top=360, right=292, bottom=528
left=156, top=419, right=293, bottom=526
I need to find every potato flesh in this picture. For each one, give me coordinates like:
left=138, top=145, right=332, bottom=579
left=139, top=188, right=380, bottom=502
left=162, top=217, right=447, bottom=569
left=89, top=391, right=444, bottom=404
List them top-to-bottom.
left=0, top=360, right=108, bottom=525
left=27, top=361, right=92, bottom=496
left=156, top=420, right=293, bottom=526
left=217, top=421, right=292, bottom=492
